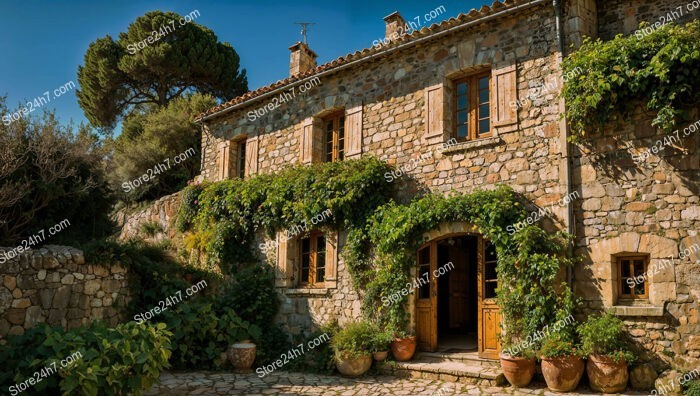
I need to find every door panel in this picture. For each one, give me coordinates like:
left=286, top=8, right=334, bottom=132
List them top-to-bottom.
left=478, top=236, right=501, bottom=359
left=415, top=243, right=437, bottom=351
left=448, top=249, right=468, bottom=329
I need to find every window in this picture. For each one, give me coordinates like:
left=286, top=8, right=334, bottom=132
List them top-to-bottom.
left=454, top=72, right=491, bottom=141
left=324, top=113, right=345, bottom=162
left=236, top=140, right=246, bottom=178
left=299, top=233, right=326, bottom=287
left=483, top=241, right=497, bottom=299
left=417, top=247, right=431, bottom=299
left=618, top=255, right=648, bottom=300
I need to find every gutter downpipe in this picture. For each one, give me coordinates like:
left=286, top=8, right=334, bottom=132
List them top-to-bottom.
left=554, top=0, right=575, bottom=288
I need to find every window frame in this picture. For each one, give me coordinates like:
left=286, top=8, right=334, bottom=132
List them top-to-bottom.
left=453, top=72, right=492, bottom=142
left=323, top=112, right=345, bottom=162
left=236, top=140, right=246, bottom=179
left=298, top=231, right=326, bottom=288
left=483, top=240, right=498, bottom=301
left=617, top=255, right=649, bottom=300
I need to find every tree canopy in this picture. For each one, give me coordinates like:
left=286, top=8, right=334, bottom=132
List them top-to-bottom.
left=77, top=10, right=247, bottom=129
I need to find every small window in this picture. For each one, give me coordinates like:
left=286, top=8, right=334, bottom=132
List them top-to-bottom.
left=454, top=72, right=491, bottom=142
left=324, top=112, right=345, bottom=162
left=237, top=140, right=246, bottom=178
left=298, top=232, right=326, bottom=287
left=483, top=241, right=497, bottom=299
left=417, top=247, right=431, bottom=299
left=618, top=255, right=649, bottom=300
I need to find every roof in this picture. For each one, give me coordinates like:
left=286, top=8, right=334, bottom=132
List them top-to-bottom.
left=196, top=0, right=545, bottom=122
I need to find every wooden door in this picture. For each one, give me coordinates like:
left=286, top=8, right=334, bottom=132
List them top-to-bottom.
left=478, top=236, right=501, bottom=359
left=415, top=243, right=437, bottom=351
left=448, top=247, right=468, bottom=330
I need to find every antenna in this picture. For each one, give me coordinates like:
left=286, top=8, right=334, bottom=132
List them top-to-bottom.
left=294, top=22, right=315, bottom=44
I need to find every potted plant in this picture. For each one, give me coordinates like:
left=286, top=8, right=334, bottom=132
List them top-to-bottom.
left=578, top=312, right=634, bottom=393
left=331, top=321, right=374, bottom=377
left=371, top=327, right=393, bottom=361
left=390, top=330, right=416, bottom=361
left=539, top=331, right=585, bottom=392
left=499, top=338, right=537, bottom=388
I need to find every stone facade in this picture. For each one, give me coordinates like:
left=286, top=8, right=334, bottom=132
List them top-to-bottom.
left=196, top=0, right=699, bottom=371
left=115, top=191, right=182, bottom=241
left=0, top=245, right=131, bottom=339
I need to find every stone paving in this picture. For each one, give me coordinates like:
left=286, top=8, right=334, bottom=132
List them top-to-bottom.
left=145, top=371, right=649, bottom=395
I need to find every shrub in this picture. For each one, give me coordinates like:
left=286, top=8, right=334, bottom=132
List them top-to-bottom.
left=139, top=221, right=162, bottom=236
left=215, top=265, right=279, bottom=326
left=160, top=301, right=260, bottom=370
left=577, top=312, right=634, bottom=363
left=331, top=321, right=375, bottom=359
left=0, top=322, right=171, bottom=396
left=290, top=322, right=339, bottom=374
left=370, top=326, right=394, bottom=353
left=540, top=332, right=580, bottom=359
left=685, top=379, right=700, bottom=396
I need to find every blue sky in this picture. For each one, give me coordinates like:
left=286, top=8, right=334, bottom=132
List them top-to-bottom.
left=0, top=0, right=491, bottom=130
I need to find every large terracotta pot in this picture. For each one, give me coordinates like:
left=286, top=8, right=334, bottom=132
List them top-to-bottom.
left=390, top=336, right=416, bottom=361
left=227, top=342, right=256, bottom=371
left=335, top=353, right=372, bottom=377
left=499, top=353, right=536, bottom=387
left=587, top=354, right=629, bottom=393
left=541, top=355, right=585, bottom=392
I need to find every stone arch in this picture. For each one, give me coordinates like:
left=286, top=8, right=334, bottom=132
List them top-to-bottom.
left=419, top=221, right=481, bottom=244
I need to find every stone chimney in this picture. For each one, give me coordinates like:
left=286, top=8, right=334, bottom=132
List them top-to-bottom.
left=384, top=12, right=408, bottom=43
left=289, top=42, right=317, bottom=76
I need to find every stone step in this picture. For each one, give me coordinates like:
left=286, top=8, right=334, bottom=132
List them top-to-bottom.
left=416, top=351, right=501, bottom=369
left=377, top=359, right=507, bottom=387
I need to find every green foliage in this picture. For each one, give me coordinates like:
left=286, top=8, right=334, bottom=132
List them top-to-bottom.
left=77, top=11, right=247, bottom=128
left=563, top=21, right=700, bottom=139
left=109, top=93, right=216, bottom=202
left=0, top=98, right=115, bottom=245
left=178, top=157, right=394, bottom=272
left=177, top=181, right=208, bottom=231
left=139, top=221, right=162, bottom=236
left=216, top=265, right=279, bottom=326
left=160, top=301, right=260, bottom=370
left=577, top=312, right=634, bottom=363
left=331, top=321, right=375, bottom=359
left=0, top=322, right=171, bottom=396
left=288, top=322, right=339, bottom=374
left=254, top=325, right=292, bottom=367
left=370, top=326, right=394, bottom=352
left=539, top=332, right=580, bottom=359
left=685, top=379, right=700, bottom=396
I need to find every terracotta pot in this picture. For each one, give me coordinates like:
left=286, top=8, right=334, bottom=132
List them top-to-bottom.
left=390, top=336, right=416, bottom=361
left=227, top=342, right=256, bottom=371
left=373, top=351, right=389, bottom=361
left=335, top=353, right=372, bottom=377
left=499, top=353, right=536, bottom=388
left=587, top=354, right=628, bottom=393
left=541, top=355, right=585, bottom=392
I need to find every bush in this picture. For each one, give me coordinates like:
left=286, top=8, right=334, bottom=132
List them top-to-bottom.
left=215, top=265, right=279, bottom=326
left=160, top=301, right=260, bottom=370
left=577, top=312, right=634, bottom=363
left=331, top=321, right=375, bottom=359
left=0, top=322, right=171, bottom=396
left=288, top=322, right=339, bottom=374
left=370, top=326, right=393, bottom=353
left=539, top=332, right=580, bottom=359
left=685, top=379, right=700, bottom=396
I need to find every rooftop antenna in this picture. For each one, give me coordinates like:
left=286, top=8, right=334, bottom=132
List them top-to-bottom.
left=294, top=22, right=315, bottom=44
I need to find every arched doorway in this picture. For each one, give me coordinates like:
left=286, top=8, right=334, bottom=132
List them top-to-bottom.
left=414, top=229, right=500, bottom=359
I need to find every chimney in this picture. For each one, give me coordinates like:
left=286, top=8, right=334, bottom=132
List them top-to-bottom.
left=384, top=12, right=408, bottom=43
left=289, top=42, right=317, bottom=76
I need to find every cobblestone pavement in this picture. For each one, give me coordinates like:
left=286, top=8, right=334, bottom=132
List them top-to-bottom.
left=145, top=371, right=649, bottom=395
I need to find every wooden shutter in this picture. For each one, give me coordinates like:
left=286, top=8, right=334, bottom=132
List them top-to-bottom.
left=491, top=64, right=518, bottom=132
left=424, top=84, right=445, bottom=145
left=345, top=106, right=363, bottom=159
left=300, top=118, right=314, bottom=164
left=244, top=136, right=258, bottom=177
left=217, top=141, right=231, bottom=180
left=275, top=231, right=293, bottom=287
left=324, top=232, right=338, bottom=289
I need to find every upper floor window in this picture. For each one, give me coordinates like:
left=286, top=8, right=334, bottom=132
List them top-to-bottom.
left=454, top=72, right=491, bottom=141
left=324, top=112, right=345, bottom=162
left=236, top=140, right=246, bottom=178
left=299, top=232, right=326, bottom=287
left=617, top=255, right=648, bottom=300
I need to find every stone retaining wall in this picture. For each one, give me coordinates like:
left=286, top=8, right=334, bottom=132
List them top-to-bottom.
left=114, top=191, right=181, bottom=241
left=0, top=245, right=131, bottom=339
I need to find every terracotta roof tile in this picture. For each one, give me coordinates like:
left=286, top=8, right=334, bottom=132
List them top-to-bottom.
left=197, top=0, right=540, bottom=121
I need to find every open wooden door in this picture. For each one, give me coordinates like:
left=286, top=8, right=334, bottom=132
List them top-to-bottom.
left=478, top=236, right=501, bottom=359
left=415, top=243, right=437, bottom=351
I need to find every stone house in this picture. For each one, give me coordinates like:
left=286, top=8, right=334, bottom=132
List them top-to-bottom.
left=195, top=0, right=700, bottom=374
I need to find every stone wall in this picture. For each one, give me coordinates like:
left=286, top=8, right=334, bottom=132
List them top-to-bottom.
left=597, top=0, right=700, bottom=40
left=114, top=191, right=181, bottom=241
left=0, top=245, right=130, bottom=340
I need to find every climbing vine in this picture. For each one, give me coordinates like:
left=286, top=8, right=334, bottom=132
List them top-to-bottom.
left=563, top=20, right=700, bottom=140
left=177, top=157, right=394, bottom=272
left=344, top=186, right=575, bottom=352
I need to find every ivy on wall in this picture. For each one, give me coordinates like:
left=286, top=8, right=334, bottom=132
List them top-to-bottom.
left=563, top=21, right=700, bottom=140
left=344, top=186, right=575, bottom=350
